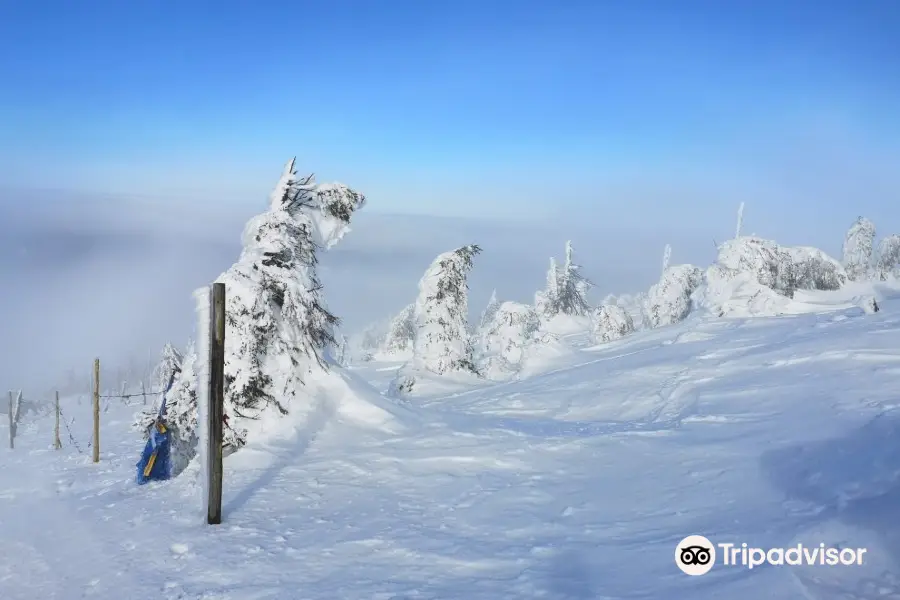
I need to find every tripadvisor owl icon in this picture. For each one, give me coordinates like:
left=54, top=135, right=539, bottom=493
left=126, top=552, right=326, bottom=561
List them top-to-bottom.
left=675, top=535, right=716, bottom=575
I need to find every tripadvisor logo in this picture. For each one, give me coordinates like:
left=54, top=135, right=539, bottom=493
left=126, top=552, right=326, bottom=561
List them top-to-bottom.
left=675, top=535, right=868, bottom=575
left=675, top=535, right=716, bottom=576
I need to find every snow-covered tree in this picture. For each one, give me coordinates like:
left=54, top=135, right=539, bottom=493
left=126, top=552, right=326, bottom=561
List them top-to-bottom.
left=136, top=157, right=366, bottom=462
left=735, top=202, right=745, bottom=239
left=842, top=217, right=876, bottom=281
left=874, top=234, right=900, bottom=281
left=698, top=237, right=849, bottom=318
left=535, top=241, right=592, bottom=317
left=412, top=244, right=482, bottom=375
left=662, top=244, right=671, bottom=274
left=785, top=246, right=847, bottom=293
left=535, top=257, right=560, bottom=317
left=642, top=265, right=703, bottom=328
left=478, top=289, right=500, bottom=332
left=616, top=293, right=647, bottom=330
left=479, top=301, right=542, bottom=377
left=381, top=303, right=416, bottom=356
left=592, top=304, right=635, bottom=343
left=352, top=320, right=389, bottom=361
left=334, top=334, right=350, bottom=366
left=133, top=341, right=198, bottom=476
left=151, top=343, right=183, bottom=391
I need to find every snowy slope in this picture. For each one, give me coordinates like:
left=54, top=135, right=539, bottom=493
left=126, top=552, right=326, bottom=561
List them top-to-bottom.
left=2, top=289, right=900, bottom=599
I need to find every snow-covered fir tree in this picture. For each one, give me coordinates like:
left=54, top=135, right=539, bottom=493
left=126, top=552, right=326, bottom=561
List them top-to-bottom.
left=135, top=158, right=366, bottom=466
left=735, top=202, right=745, bottom=238
left=842, top=217, right=876, bottom=281
left=874, top=234, right=900, bottom=281
left=535, top=241, right=592, bottom=317
left=411, top=244, right=482, bottom=375
left=662, top=244, right=671, bottom=274
left=535, top=257, right=560, bottom=317
left=642, top=264, right=703, bottom=328
left=478, top=289, right=500, bottom=332
left=479, top=301, right=542, bottom=377
left=381, top=303, right=416, bottom=356
left=592, top=304, right=635, bottom=343
left=334, top=334, right=350, bottom=366
left=134, top=341, right=198, bottom=476
left=151, top=343, right=183, bottom=391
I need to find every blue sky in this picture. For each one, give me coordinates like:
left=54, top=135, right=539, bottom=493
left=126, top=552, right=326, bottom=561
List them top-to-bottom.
left=1, top=0, right=898, bottom=240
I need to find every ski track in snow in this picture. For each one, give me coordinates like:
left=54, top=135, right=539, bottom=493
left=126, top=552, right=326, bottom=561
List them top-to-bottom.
left=3, top=299, right=900, bottom=598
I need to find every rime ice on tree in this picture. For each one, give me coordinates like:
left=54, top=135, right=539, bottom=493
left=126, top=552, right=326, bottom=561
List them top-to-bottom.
left=135, top=158, right=366, bottom=472
left=842, top=217, right=876, bottom=281
left=874, top=235, right=900, bottom=281
left=536, top=241, right=592, bottom=318
left=411, top=245, right=482, bottom=375
left=642, top=265, right=703, bottom=328
left=478, top=289, right=500, bottom=332
left=479, top=301, right=542, bottom=377
left=381, top=304, right=416, bottom=357
left=592, top=304, right=635, bottom=343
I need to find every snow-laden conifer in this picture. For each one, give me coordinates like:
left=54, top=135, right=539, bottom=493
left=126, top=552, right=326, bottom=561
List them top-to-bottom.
left=136, top=158, right=366, bottom=465
left=842, top=217, right=876, bottom=281
left=874, top=235, right=900, bottom=281
left=535, top=241, right=591, bottom=317
left=411, top=244, right=482, bottom=375
left=642, top=265, right=703, bottom=328
left=478, top=289, right=500, bottom=332
left=479, top=301, right=542, bottom=377
left=381, top=303, right=416, bottom=357
left=592, top=304, right=635, bottom=343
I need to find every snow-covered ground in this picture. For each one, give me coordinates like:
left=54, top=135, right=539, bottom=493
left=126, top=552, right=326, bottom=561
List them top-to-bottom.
left=3, top=288, right=900, bottom=599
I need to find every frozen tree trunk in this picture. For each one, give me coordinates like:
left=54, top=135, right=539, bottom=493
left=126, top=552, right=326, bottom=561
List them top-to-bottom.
left=662, top=244, right=671, bottom=274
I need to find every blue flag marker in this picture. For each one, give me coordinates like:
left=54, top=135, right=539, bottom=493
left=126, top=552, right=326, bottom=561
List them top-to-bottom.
left=135, top=368, right=178, bottom=485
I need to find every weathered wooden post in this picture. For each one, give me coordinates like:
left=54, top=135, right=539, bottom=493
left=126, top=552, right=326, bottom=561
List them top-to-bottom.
left=207, top=282, right=226, bottom=524
left=92, top=358, right=100, bottom=463
left=54, top=391, right=62, bottom=450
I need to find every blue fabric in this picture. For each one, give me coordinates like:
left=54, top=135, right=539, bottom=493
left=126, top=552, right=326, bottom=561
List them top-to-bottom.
left=135, top=368, right=178, bottom=485
left=136, top=423, right=171, bottom=484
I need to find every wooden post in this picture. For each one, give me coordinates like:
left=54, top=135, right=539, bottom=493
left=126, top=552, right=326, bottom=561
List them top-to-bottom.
left=207, top=282, right=226, bottom=525
left=92, top=358, right=100, bottom=463
left=141, top=380, right=147, bottom=405
left=8, top=391, right=13, bottom=449
left=54, top=391, right=62, bottom=450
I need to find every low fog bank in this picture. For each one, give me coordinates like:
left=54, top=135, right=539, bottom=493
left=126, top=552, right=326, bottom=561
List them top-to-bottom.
left=0, top=187, right=812, bottom=397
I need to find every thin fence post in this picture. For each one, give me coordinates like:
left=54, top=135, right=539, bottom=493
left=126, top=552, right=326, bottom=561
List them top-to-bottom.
left=208, top=282, right=226, bottom=525
left=92, top=358, right=100, bottom=463
left=141, top=380, right=147, bottom=405
left=120, top=381, right=127, bottom=405
left=8, top=391, right=13, bottom=449
left=54, top=391, right=62, bottom=450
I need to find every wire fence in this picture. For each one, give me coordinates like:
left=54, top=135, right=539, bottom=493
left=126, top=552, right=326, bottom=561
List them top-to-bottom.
left=5, top=380, right=168, bottom=456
